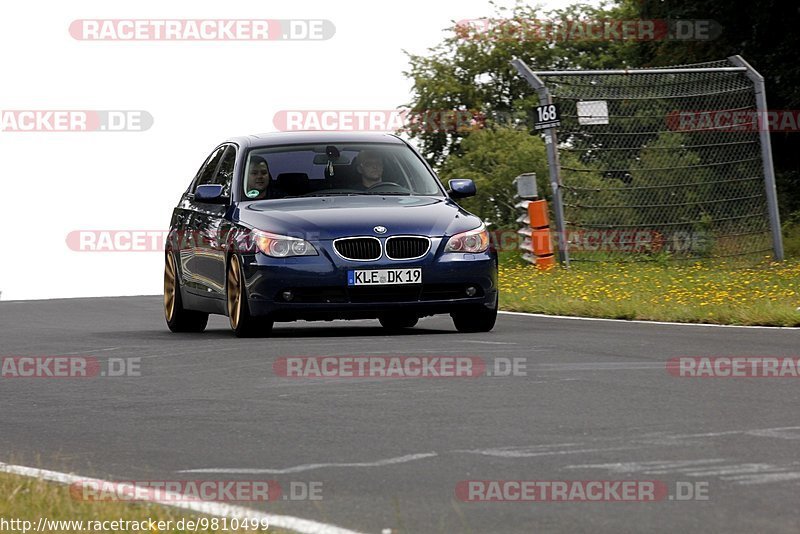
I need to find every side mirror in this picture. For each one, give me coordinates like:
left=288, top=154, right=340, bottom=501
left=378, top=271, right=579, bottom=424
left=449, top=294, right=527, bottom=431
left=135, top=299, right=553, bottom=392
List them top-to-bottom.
left=448, top=179, right=477, bottom=199
left=194, top=184, right=227, bottom=203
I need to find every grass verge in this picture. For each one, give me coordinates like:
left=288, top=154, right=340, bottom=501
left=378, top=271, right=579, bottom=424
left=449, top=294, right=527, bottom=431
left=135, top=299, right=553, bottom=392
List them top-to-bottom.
left=498, top=253, right=800, bottom=326
left=0, top=471, right=292, bottom=534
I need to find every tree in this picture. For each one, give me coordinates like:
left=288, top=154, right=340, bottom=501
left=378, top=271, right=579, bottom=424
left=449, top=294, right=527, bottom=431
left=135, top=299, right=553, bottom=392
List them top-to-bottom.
left=404, top=0, right=799, bottom=230
left=621, top=0, right=800, bottom=216
left=403, top=1, right=639, bottom=167
left=439, top=126, right=549, bottom=228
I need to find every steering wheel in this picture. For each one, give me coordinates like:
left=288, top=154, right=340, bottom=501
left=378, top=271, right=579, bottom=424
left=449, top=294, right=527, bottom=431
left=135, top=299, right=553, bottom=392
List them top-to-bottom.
left=366, top=182, right=408, bottom=192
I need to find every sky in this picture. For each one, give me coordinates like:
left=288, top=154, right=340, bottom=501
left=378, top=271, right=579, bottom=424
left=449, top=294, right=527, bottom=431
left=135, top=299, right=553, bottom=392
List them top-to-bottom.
left=0, top=0, right=594, bottom=301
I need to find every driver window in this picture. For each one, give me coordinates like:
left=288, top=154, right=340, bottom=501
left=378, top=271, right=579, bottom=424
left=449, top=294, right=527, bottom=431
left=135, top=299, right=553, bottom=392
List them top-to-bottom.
left=214, top=145, right=236, bottom=197
left=193, top=146, right=226, bottom=192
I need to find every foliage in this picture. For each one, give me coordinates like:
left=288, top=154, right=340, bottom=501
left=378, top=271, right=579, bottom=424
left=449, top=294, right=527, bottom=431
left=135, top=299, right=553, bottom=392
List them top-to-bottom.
left=405, top=0, right=800, bottom=229
left=619, top=0, right=800, bottom=217
left=403, top=1, right=639, bottom=167
left=439, top=126, right=548, bottom=228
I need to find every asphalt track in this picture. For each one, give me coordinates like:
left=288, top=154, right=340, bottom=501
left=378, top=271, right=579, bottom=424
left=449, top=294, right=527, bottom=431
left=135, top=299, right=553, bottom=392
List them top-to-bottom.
left=1, top=296, right=799, bottom=533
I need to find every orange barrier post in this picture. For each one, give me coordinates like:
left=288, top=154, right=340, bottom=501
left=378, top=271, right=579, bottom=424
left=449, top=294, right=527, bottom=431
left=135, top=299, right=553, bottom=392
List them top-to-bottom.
left=528, top=200, right=555, bottom=270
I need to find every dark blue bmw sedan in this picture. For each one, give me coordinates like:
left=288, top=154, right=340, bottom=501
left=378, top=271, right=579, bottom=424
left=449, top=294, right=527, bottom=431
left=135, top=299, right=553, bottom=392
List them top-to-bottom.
left=164, top=132, right=498, bottom=337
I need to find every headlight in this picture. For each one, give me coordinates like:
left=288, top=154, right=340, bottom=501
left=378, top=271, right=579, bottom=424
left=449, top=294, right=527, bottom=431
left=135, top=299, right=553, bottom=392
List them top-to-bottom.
left=445, top=225, right=490, bottom=253
left=254, top=231, right=317, bottom=258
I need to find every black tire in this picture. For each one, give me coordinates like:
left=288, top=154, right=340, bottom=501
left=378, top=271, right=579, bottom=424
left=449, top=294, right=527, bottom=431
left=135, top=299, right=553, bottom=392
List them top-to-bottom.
left=164, top=252, right=208, bottom=333
left=227, top=255, right=273, bottom=338
left=451, top=295, right=498, bottom=333
left=378, top=313, right=419, bottom=330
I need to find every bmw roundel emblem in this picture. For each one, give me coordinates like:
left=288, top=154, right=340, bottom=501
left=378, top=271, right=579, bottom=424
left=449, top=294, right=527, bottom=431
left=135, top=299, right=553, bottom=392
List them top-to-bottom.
left=374, top=225, right=387, bottom=234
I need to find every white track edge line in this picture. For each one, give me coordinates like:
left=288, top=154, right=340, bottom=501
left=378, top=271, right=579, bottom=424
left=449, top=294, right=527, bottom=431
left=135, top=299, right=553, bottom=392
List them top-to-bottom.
left=498, top=310, right=797, bottom=329
left=0, top=463, right=367, bottom=534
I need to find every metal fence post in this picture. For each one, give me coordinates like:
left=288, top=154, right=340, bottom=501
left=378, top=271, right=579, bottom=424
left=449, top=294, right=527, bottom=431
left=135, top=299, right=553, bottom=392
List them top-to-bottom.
left=728, top=55, right=784, bottom=261
left=511, top=58, right=570, bottom=266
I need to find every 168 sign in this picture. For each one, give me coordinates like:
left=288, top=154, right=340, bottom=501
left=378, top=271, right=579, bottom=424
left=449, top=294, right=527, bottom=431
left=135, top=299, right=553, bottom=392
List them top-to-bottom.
left=533, top=104, right=561, bottom=130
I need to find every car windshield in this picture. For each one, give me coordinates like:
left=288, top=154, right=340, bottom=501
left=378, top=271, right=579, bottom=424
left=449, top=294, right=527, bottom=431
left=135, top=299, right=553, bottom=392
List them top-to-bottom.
left=241, top=143, right=443, bottom=200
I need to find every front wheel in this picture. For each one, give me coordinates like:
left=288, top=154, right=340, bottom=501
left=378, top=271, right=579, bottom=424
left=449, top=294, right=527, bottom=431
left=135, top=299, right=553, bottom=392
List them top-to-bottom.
left=164, top=252, right=208, bottom=333
left=227, top=255, right=273, bottom=338
left=451, top=299, right=498, bottom=333
left=379, top=313, right=419, bottom=330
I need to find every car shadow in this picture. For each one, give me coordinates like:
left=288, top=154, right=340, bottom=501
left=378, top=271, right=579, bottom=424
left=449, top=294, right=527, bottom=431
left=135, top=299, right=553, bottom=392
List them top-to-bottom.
left=94, top=322, right=458, bottom=341
left=209, top=323, right=456, bottom=339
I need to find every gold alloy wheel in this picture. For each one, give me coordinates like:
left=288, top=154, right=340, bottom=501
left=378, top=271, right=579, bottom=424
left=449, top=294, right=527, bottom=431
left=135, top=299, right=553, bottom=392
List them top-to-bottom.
left=164, top=253, right=176, bottom=322
left=227, top=256, right=242, bottom=329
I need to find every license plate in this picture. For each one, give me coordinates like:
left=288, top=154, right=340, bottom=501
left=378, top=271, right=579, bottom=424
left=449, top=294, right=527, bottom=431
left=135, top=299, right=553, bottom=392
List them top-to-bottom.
left=348, top=268, right=422, bottom=286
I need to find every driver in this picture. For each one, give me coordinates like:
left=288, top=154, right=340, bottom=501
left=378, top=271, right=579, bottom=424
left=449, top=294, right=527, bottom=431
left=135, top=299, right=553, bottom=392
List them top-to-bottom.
left=355, top=150, right=385, bottom=189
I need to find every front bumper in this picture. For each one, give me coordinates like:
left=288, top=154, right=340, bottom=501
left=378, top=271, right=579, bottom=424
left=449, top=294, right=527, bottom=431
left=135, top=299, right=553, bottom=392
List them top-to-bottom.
left=241, top=238, right=497, bottom=321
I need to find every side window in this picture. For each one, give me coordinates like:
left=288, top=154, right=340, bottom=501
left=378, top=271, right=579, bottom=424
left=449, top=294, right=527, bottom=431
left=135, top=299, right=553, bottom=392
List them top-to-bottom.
left=193, top=146, right=226, bottom=192
left=214, top=146, right=236, bottom=197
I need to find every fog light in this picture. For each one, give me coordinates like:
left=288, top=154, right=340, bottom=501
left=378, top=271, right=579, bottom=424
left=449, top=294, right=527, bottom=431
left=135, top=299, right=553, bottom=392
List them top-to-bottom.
left=465, top=286, right=477, bottom=297
left=281, top=290, right=294, bottom=302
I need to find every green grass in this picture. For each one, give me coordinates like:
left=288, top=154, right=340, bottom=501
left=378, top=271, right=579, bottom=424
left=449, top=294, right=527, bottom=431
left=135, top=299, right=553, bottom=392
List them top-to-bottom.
left=783, top=221, right=800, bottom=259
left=498, top=253, right=800, bottom=326
left=0, top=472, right=292, bottom=534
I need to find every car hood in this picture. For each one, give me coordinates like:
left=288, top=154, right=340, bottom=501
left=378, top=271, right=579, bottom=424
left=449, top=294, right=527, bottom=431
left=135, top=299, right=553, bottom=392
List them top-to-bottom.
left=236, top=195, right=481, bottom=240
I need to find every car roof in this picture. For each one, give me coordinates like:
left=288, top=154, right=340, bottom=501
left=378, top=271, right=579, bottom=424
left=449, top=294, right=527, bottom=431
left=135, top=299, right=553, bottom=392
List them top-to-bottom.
left=225, top=131, right=408, bottom=150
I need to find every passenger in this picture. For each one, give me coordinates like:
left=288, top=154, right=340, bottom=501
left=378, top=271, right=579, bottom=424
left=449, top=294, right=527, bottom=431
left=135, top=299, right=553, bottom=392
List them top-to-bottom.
left=245, top=156, right=272, bottom=200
